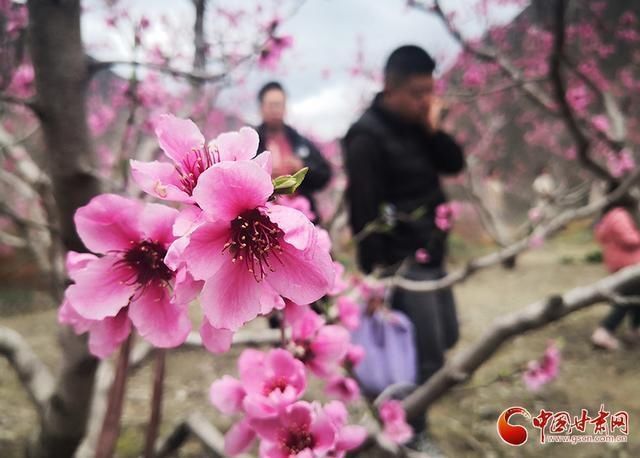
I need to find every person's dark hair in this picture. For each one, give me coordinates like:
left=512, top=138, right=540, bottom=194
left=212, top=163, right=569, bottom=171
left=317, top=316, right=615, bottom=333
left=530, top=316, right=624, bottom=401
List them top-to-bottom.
left=384, top=45, right=436, bottom=86
left=258, top=81, right=285, bottom=103
left=600, top=180, right=640, bottom=228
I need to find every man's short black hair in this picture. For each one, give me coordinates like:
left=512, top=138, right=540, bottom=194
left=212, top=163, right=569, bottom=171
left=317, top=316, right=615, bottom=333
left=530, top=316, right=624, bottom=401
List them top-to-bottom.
left=384, top=45, right=436, bottom=86
left=258, top=81, right=285, bottom=103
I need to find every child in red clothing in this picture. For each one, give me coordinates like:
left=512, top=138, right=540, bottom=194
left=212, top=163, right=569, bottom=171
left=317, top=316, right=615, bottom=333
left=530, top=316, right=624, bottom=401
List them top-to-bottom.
left=591, top=193, right=640, bottom=350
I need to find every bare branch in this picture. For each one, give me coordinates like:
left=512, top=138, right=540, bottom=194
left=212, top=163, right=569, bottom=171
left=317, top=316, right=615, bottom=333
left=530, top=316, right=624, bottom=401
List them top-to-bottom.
left=420, top=0, right=625, bottom=168
left=428, top=0, right=555, bottom=111
left=549, top=0, right=611, bottom=180
left=562, top=55, right=627, bottom=149
left=87, top=59, right=229, bottom=84
left=445, top=77, right=548, bottom=101
left=0, top=93, right=41, bottom=115
left=388, top=167, right=640, bottom=292
left=0, top=200, right=57, bottom=233
left=0, top=230, right=27, bottom=247
left=402, top=263, right=640, bottom=420
left=596, top=288, right=640, bottom=306
left=0, top=326, right=55, bottom=413
left=186, top=327, right=283, bottom=347
left=76, top=328, right=282, bottom=456
left=74, top=361, right=112, bottom=458
left=156, top=411, right=250, bottom=458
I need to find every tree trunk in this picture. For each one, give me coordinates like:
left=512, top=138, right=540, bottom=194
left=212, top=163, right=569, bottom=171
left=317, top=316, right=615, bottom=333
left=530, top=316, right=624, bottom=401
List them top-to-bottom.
left=26, top=0, right=101, bottom=456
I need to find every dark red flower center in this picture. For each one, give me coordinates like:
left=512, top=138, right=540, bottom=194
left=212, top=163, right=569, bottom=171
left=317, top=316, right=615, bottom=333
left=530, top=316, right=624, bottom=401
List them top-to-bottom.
left=175, top=146, right=219, bottom=195
left=223, top=208, right=284, bottom=281
left=120, top=239, right=173, bottom=288
left=295, top=341, right=314, bottom=364
left=262, top=376, right=289, bottom=395
left=283, top=427, right=315, bottom=454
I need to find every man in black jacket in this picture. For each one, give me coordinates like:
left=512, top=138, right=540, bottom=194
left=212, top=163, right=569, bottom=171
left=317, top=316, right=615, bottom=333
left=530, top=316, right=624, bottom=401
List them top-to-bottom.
left=344, top=45, right=465, bottom=439
left=256, top=81, right=332, bottom=221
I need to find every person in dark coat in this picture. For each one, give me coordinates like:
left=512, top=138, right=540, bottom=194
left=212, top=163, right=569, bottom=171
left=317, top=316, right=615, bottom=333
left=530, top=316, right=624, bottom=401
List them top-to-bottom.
left=343, top=45, right=465, bottom=438
left=255, top=81, right=332, bottom=221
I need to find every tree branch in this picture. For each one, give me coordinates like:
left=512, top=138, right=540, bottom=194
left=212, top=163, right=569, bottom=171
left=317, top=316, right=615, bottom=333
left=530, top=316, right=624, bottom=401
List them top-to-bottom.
left=420, top=0, right=623, bottom=172
left=428, top=0, right=555, bottom=111
left=549, top=0, right=611, bottom=181
left=562, top=55, right=626, bottom=150
left=87, top=59, right=228, bottom=84
left=446, top=77, right=548, bottom=100
left=0, top=93, right=41, bottom=116
left=387, top=167, right=640, bottom=292
left=402, top=263, right=640, bottom=420
left=0, top=326, right=55, bottom=414
left=75, top=328, right=282, bottom=456
left=155, top=411, right=250, bottom=458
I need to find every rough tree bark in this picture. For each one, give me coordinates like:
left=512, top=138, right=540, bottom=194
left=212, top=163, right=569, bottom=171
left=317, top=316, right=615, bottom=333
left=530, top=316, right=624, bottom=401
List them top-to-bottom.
left=26, top=0, right=102, bottom=456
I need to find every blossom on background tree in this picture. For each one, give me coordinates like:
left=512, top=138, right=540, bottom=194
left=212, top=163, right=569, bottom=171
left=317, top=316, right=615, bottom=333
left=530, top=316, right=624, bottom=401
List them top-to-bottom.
left=258, top=18, right=293, bottom=70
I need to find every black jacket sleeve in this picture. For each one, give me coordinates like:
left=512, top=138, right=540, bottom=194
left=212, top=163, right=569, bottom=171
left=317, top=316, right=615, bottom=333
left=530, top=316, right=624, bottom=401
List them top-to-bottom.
left=427, top=131, right=465, bottom=175
left=344, top=133, right=389, bottom=273
left=298, top=136, right=332, bottom=192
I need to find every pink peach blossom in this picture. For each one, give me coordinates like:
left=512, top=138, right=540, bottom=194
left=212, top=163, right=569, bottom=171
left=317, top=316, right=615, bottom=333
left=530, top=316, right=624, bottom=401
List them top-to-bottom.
left=259, top=34, right=293, bottom=71
left=8, top=64, right=34, bottom=98
left=130, top=115, right=263, bottom=203
left=168, top=159, right=334, bottom=332
left=59, top=194, right=192, bottom=355
left=276, top=194, right=316, bottom=221
left=414, top=248, right=430, bottom=264
left=327, top=262, right=348, bottom=296
left=336, top=296, right=360, bottom=331
left=285, top=303, right=349, bottom=378
left=523, top=341, right=561, bottom=392
left=345, top=344, right=365, bottom=367
left=210, top=348, right=307, bottom=417
left=239, top=348, right=307, bottom=419
left=324, top=376, right=361, bottom=404
left=379, top=400, right=413, bottom=444
left=251, top=401, right=336, bottom=457
left=323, top=401, right=367, bottom=456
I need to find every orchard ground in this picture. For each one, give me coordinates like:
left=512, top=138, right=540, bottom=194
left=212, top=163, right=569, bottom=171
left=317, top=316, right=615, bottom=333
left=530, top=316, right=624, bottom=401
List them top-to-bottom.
left=1, top=221, right=638, bottom=457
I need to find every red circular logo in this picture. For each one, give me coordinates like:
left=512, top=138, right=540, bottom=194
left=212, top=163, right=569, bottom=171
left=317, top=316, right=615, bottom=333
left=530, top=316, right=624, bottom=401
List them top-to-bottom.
left=497, top=406, right=531, bottom=446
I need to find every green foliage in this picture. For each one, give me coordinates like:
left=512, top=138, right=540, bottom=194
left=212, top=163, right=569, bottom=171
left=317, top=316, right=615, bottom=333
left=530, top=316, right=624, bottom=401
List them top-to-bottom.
left=584, top=250, right=603, bottom=264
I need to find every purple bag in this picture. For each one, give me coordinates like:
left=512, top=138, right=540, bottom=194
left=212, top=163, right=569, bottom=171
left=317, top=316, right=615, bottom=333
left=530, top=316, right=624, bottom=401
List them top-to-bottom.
left=351, top=309, right=417, bottom=396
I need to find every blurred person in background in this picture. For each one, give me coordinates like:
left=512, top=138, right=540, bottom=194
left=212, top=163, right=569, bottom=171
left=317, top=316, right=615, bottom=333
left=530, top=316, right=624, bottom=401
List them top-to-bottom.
left=343, top=45, right=465, bottom=452
left=256, top=81, right=332, bottom=222
left=531, top=164, right=558, bottom=220
left=591, top=183, right=640, bottom=350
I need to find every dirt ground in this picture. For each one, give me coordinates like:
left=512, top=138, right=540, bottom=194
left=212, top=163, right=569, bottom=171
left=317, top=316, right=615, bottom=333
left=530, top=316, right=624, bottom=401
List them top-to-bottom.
left=1, top=228, right=638, bottom=457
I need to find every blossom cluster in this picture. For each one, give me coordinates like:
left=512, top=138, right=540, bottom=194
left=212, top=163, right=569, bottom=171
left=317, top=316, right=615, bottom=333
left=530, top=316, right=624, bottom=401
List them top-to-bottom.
left=57, top=114, right=416, bottom=456
left=59, top=114, right=333, bottom=356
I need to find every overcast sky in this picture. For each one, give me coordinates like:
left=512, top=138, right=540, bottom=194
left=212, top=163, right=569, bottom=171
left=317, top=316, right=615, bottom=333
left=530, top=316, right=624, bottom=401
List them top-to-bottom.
left=82, top=0, right=525, bottom=140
